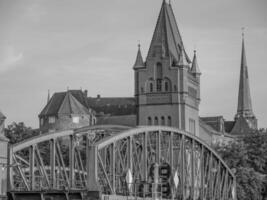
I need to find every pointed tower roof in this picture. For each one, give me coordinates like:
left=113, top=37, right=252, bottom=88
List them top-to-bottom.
left=147, top=0, right=190, bottom=63
left=236, top=32, right=255, bottom=118
left=133, top=44, right=144, bottom=69
left=191, top=50, right=201, bottom=74
left=39, top=90, right=91, bottom=117
left=0, top=110, right=6, bottom=120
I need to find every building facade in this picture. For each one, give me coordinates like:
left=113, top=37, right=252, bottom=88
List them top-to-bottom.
left=133, top=1, right=201, bottom=136
left=39, top=90, right=96, bottom=133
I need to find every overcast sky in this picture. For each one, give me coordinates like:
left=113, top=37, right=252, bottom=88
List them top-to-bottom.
left=0, top=0, right=267, bottom=129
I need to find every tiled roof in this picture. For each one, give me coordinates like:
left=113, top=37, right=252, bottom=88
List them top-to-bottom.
left=147, top=1, right=190, bottom=63
left=39, top=90, right=90, bottom=117
left=96, top=115, right=136, bottom=127
left=224, top=121, right=235, bottom=133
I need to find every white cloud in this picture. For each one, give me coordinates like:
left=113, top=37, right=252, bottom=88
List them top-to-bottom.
left=0, top=45, right=23, bottom=73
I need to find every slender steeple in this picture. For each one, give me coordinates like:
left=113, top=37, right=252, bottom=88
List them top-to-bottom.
left=231, top=30, right=257, bottom=134
left=236, top=31, right=254, bottom=118
left=133, top=43, right=144, bottom=69
left=191, top=50, right=201, bottom=74
left=47, top=90, right=50, bottom=103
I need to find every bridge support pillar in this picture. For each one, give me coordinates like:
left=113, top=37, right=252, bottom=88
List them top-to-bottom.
left=0, top=114, right=8, bottom=200
left=86, top=141, right=101, bottom=200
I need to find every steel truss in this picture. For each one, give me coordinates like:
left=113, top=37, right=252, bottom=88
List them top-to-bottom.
left=8, top=125, right=236, bottom=200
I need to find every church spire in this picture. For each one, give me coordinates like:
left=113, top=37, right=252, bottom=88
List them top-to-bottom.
left=146, top=0, right=190, bottom=63
left=236, top=30, right=254, bottom=118
left=133, top=43, right=144, bottom=69
left=191, top=50, right=201, bottom=74
left=47, top=89, right=50, bottom=103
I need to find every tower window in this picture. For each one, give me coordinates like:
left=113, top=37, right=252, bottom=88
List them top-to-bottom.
left=156, top=63, right=163, bottom=79
left=156, top=79, right=162, bottom=91
left=165, top=82, right=169, bottom=91
left=150, top=83, right=153, bottom=92
left=48, top=116, right=56, bottom=124
left=161, top=116, right=165, bottom=126
left=167, top=116, right=171, bottom=126
left=148, top=117, right=152, bottom=125
left=154, top=117, right=158, bottom=125
left=189, top=119, right=196, bottom=135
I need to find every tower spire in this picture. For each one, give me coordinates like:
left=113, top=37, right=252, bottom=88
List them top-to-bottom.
left=231, top=29, right=257, bottom=134
left=236, top=29, right=254, bottom=118
left=133, top=43, right=144, bottom=69
left=191, top=50, right=201, bottom=74
left=47, top=89, right=50, bottom=103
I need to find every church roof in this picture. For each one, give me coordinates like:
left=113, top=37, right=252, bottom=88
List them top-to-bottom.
left=147, top=1, right=190, bottom=63
left=236, top=33, right=255, bottom=118
left=133, top=44, right=144, bottom=69
left=191, top=50, right=201, bottom=74
left=39, top=90, right=90, bottom=117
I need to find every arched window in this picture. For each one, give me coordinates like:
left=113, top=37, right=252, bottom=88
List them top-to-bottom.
left=156, top=63, right=163, bottom=92
left=156, top=63, right=163, bottom=79
left=165, top=82, right=169, bottom=91
left=150, top=83, right=153, bottom=92
left=161, top=116, right=165, bottom=126
left=167, top=116, right=171, bottom=126
left=148, top=117, right=152, bottom=125
left=154, top=117, right=158, bottom=125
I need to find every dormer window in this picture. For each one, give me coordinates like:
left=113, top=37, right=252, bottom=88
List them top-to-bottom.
left=156, top=63, right=163, bottom=92
left=48, top=116, right=56, bottom=124
left=72, top=116, right=79, bottom=124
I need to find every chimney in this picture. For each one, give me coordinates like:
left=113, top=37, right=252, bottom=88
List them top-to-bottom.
left=97, top=94, right=101, bottom=99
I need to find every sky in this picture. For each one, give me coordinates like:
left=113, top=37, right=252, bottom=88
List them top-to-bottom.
left=0, top=0, right=267, bottom=129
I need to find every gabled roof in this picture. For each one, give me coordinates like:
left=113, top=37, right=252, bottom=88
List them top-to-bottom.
left=147, top=1, right=190, bottom=63
left=39, top=90, right=90, bottom=117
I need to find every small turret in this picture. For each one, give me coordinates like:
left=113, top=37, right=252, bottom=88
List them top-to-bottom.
left=133, top=44, right=144, bottom=70
left=191, top=50, right=201, bottom=75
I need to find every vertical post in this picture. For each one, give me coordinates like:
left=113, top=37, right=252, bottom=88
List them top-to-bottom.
left=156, top=131, right=161, bottom=164
left=170, top=132, right=174, bottom=199
left=143, top=133, right=148, bottom=182
left=69, top=135, right=75, bottom=188
left=181, top=135, right=185, bottom=200
left=127, top=137, right=133, bottom=195
left=50, top=139, right=56, bottom=189
left=86, top=139, right=100, bottom=191
left=191, top=140, right=195, bottom=199
left=7, top=143, right=13, bottom=191
left=112, top=143, right=116, bottom=194
left=29, top=145, right=35, bottom=190
left=200, top=145, right=204, bottom=200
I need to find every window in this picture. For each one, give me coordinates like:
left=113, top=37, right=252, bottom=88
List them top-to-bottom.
left=156, top=63, right=163, bottom=79
left=156, top=79, right=162, bottom=91
left=165, top=81, right=169, bottom=91
left=150, top=83, right=153, bottom=92
left=141, top=87, right=144, bottom=94
left=48, top=116, right=56, bottom=124
left=72, top=116, right=79, bottom=124
left=161, top=116, right=165, bottom=126
left=167, top=116, right=171, bottom=126
left=148, top=117, right=152, bottom=125
left=154, top=117, right=158, bottom=125
left=40, top=118, right=44, bottom=126
left=189, top=119, right=196, bottom=135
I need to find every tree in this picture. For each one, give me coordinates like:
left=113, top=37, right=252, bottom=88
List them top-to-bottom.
left=4, top=122, right=39, bottom=144
left=215, top=131, right=267, bottom=200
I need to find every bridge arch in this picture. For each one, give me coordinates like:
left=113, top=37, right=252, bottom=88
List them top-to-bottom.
left=8, top=125, right=236, bottom=200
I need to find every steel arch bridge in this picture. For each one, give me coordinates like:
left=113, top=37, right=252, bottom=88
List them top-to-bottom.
left=7, top=125, right=236, bottom=200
